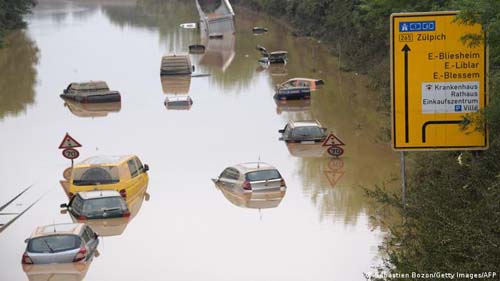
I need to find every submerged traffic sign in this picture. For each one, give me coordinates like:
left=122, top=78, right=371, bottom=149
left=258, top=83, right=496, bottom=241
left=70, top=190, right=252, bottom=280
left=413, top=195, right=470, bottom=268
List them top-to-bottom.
left=391, top=12, right=488, bottom=150
left=58, top=133, right=82, bottom=149
left=322, top=133, right=345, bottom=147
left=62, top=148, right=80, bottom=160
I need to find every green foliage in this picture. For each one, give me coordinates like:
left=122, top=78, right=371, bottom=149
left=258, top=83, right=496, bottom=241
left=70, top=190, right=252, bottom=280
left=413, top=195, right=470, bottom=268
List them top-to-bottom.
left=0, top=0, right=36, bottom=46
left=0, top=31, right=39, bottom=119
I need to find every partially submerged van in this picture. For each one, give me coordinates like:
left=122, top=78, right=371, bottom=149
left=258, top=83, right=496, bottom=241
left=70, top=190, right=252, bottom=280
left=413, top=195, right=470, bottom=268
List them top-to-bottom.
left=61, top=81, right=121, bottom=103
left=68, top=155, right=149, bottom=203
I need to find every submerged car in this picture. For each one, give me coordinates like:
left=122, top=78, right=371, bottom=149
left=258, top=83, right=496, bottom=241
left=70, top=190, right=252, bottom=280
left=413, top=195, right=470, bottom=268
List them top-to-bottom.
left=252, top=26, right=268, bottom=34
left=189, top=44, right=206, bottom=54
left=256, top=45, right=287, bottom=64
left=160, top=54, right=193, bottom=75
left=277, top=78, right=324, bottom=91
left=60, top=81, right=121, bottom=103
left=274, top=86, right=311, bottom=100
left=164, top=96, right=193, bottom=110
left=279, top=120, right=327, bottom=143
left=68, top=155, right=149, bottom=203
left=213, top=162, right=286, bottom=193
left=60, top=190, right=129, bottom=220
left=61, top=190, right=148, bottom=237
left=22, top=223, right=99, bottom=265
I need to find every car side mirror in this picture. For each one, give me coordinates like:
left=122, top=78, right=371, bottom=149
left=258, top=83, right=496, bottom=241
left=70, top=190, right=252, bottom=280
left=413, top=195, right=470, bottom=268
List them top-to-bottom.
left=322, top=128, right=327, bottom=133
left=278, top=129, right=285, bottom=133
left=143, top=164, right=149, bottom=172
left=60, top=203, right=68, bottom=209
left=94, top=233, right=99, bottom=239
left=24, top=238, right=30, bottom=243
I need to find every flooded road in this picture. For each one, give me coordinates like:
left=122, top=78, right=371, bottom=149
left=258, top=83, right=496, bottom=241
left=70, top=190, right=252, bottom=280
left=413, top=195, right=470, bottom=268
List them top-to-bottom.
left=0, top=0, right=400, bottom=280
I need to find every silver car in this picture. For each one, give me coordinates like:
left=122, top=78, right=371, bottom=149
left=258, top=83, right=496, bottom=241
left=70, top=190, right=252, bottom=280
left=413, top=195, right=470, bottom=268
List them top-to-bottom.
left=213, top=162, right=286, bottom=192
left=22, top=223, right=99, bottom=264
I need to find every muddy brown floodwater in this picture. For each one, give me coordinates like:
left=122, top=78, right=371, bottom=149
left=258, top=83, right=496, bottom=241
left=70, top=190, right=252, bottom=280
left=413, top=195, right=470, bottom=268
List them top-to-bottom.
left=0, top=0, right=400, bottom=280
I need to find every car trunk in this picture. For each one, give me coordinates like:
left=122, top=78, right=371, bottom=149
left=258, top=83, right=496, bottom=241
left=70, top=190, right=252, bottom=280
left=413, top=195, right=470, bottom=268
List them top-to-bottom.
left=248, top=178, right=283, bottom=191
left=27, top=235, right=81, bottom=264
left=28, top=248, right=79, bottom=264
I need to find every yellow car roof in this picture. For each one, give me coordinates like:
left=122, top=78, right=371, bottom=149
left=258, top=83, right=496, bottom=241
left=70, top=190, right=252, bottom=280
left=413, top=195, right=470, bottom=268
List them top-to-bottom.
left=77, top=155, right=133, bottom=167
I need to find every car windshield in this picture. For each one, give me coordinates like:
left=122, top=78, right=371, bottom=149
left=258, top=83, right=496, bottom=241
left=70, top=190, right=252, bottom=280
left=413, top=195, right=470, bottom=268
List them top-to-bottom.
left=291, top=126, right=324, bottom=138
left=72, top=166, right=120, bottom=185
left=246, top=169, right=281, bottom=182
left=81, top=197, right=127, bottom=218
left=28, top=235, right=80, bottom=253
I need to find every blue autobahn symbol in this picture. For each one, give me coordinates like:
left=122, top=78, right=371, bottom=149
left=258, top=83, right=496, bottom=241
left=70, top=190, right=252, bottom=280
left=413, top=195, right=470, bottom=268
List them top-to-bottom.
left=399, top=21, right=435, bottom=32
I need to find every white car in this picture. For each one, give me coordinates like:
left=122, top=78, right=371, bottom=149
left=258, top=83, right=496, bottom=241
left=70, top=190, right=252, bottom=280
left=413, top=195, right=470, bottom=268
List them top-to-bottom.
left=213, top=162, right=286, bottom=192
left=22, top=223, right=99, bottom=264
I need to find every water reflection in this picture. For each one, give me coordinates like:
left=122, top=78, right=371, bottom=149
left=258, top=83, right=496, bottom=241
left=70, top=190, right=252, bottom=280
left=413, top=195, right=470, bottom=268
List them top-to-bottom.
left=30, top=0, right=98, bottom=22
left=103, top=0, right=199, bottom=53
left=199, top=29, right=235, bottom=72
left=0, top=31, right=39, bottom=119
left=256, top=64, right=288, bottom=77
left=161, top=75, right=191, bottom=95
left=62, top=99, right=121, bottom=118
left=275, top=99, right=311, bottom=115
left=285, top=142, right=326, bottom=158
left=214, top=181, right=286, bottom=210
left=23, top=258, right=94, bottom=281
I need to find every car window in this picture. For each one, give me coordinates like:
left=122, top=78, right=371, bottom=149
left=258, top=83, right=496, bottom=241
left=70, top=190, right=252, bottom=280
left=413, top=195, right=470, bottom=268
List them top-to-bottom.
left=283, top=125, right=292, bottom=137
left=291, top=126, right=324, bottom=138
left=135, top=157, right=144, bottom=173
left=128, top=159, right=139, bottom=178
left=72, top=166, right=120, bottom=185
left=220, top=168, right=239, bottom=180
left=245, top=169, right=281, bottom=182
left=69, top=195, right=84, bottom=215
left=82, top=197, right=127, bottom=218
left=81, top=227, right=92, bottom=243
left=84, top=227, right=95, bottom=243
left=28, top=235, right=80, bottom=253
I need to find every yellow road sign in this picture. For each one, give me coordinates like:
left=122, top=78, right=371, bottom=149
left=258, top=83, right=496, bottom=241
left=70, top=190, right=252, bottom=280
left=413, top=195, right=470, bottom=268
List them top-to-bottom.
left=391, top=12, right=488, bottom=151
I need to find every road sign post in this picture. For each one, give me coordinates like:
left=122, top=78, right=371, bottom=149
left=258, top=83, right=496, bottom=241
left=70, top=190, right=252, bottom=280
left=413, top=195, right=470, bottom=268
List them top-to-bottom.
left=391, top=11, right=488, bottom=207
left=391, top=12, right=488, bottom=151
left=58, top=133, right=82, bottom=167
left=322, top=133, right=346, bottom=157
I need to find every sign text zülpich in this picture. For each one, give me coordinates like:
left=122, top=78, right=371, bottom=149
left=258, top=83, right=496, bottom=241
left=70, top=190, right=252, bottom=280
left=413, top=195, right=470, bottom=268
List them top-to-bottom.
left=391, top=12, right=488, bottom=151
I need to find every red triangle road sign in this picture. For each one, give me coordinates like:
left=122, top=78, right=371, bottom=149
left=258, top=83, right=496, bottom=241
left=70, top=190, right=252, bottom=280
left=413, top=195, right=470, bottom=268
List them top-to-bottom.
left=58, top=133, right=82, bottom=149
left=322, top=133, right=345, bottom=147
left=323, top=170, right=345, bottom=188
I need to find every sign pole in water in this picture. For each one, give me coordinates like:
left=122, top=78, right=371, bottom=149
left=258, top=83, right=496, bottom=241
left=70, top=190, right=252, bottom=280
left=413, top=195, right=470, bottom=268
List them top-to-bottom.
left=391, top=11, right=488, bottom=151
left=58, top=133, right=82, bottom=167
left=322, top=133, right=346, bottom=157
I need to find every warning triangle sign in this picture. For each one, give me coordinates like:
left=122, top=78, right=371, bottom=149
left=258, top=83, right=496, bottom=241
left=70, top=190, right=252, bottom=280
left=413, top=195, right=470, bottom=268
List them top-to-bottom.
left=58, top=133, right=82, bottom=149
left=322, top=133, right=345, bottom=147
left=323, top=170, right=345, bottom=188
